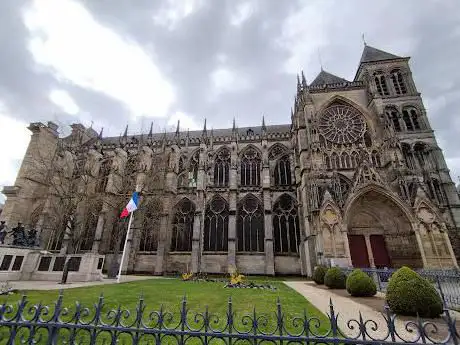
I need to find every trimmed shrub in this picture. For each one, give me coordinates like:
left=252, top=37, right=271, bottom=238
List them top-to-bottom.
left=312, top=266, right=328, bottom=285
left=386, top=266, right=443, bottom=318
left=324, top=267, right=346, bottom=289
left=346, top=269, right=377, bottom=297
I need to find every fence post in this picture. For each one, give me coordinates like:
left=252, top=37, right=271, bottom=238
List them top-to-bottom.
left=435, top=275, right=447, bottom=307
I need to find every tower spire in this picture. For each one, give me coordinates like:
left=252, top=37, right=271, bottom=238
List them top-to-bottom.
left=301, top=70, right=307, bottom=88
left=297, top=74, right=301, bottom=93
left=202, top=118, right=207, bottom=137
left=175, top=119, right=180, bottom=136
left=148, top=121, right=153, bottom=138
left=123, top=124, right=128, bottom=138
left=98, top=127, right=104, bottom=139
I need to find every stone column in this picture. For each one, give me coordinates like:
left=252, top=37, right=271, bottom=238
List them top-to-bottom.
left=228, top=140, right=238, bottom=272
left=227, top=192, right=237, bottom=273
left=263, top=197, right=275, bottom=275
left=191, top=212, right=201, bottom=273
left=155, top=213, right=170, bottom=275
left=414, top=228, right=428, bottom=267
left=342, top=229, right=352, bottom=266
left=442, top=231, right=459, bottom=268
left=364, top=235, right=375, bottom=268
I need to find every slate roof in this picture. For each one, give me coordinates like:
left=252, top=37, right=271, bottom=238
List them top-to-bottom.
left=359, top=45, right=402, bottom=64
left=310, top=70, right=349, bottom=86
left=100, top=124, right=291, bottom=145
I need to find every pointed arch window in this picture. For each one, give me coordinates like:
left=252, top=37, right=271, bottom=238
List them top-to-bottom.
left=391, top=69, right=407, bottom=95
left=374, top=73, right=389, bottom=96
left=402, top=107, right=422, bottom=131
left=386, top=108, right=402, bottom=132
left=402, top=143, right=415, bottom=170
left=413, top=143, right=433, bottom=170
left=240, top=147, right=261, bottom=186
left=214, top=148, right=230, bottom=187
left=351, top=151, right=359, bottom=168
left=371, top=151, right=381, bottom=167
left=178, top=152, right=199, bottom=188
left=331, top=152, right=339, bottom=170
left=274, top=155, right=291, bottom=186
left=325, top=155, right=331, bottom=169
left=428, top=178, right=446, bottom=205
left=237, top=194, right=264, bottom=252
left=273, top=194, right=300, bottom=255
left=204, top=196, right=229, bottom=252
left=139, top=199, right=162, bottom=252
left=171, top=199, right=195, bottom=251
left=78, top=201, right=102, bottom=252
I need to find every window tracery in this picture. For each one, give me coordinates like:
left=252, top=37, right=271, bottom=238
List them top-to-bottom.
left=391, top=69, right=407, bottom=95
left=374, top=72, right=389, bottom=96
left=318, top=103, right=366, bottom=144
left=402, top=107, right=422, bottom=131
left=386, top=108, right=402, bottom=132
left=401, top=143, right=416, bottom=170
left=240, top=147, right=261, bottom=186
left=214, top=148, right=230, bottom=187
left=371, top=151, right=381, bottom=167
left=178, top=152, right=199, bottom=188
left=274, top=155, right=291, bottom=186
left=330, top=174, right=351, bottom=208
left=427, top=178, right=446, bottom=206
left=237, top=194, right=264, bottom=252
left=273, top=194, right=300, bottom=255
left=204, top=196, right=229, bottom=252
left=171, top=198, right=195, bottom=251
left=139, top=199, right=161, bottom=252
left=78, top=201, right=102, bottom=251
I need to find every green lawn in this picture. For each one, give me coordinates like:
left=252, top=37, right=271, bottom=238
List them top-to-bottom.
left=1, top=279, right=330, bottom=344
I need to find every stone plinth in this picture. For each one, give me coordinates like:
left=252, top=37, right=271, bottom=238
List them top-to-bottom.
left=0, top=245, right=104, bottom=282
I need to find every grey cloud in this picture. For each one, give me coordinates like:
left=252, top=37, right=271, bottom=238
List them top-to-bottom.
left=0, top=0, right=460, bottom=181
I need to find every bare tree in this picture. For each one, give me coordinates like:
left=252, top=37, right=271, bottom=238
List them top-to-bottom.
left=19, top=138, right=104, bottom=282
left=104, top=147, right=167, bottom=278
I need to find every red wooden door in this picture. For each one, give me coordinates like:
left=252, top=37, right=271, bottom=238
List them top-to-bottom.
left=348, top=235, right=370, bottom=268
left=370, top=235, right=391, bottom=268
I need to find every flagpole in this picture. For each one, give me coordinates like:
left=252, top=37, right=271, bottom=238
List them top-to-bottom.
left=117, top=211, right=134, bottom=283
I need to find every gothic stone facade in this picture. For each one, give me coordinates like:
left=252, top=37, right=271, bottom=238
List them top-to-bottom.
left=1, top=45, right=459, bottom=276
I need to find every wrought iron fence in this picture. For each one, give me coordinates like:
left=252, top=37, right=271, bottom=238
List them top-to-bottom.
left=341, top=267, right=460, bottom=310
left=0, top=292, right=459, bottom=345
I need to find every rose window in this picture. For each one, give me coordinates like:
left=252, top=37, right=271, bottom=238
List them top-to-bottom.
left=318, top=104, right=366, bottom=144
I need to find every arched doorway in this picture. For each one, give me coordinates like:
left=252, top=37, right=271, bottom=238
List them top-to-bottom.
left=346, top=190, right=423, bottom=269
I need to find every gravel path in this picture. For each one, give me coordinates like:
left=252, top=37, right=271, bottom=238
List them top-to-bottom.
left=285, top=281, right=457, bottom=343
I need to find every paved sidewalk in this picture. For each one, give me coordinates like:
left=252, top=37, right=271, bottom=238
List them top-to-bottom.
left=5, top=275, right=164, bottom=291
left=284, top=281, right=455, bottom=342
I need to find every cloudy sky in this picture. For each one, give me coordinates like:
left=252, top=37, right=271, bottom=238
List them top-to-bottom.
left=1, top=0, right=460, bottom=203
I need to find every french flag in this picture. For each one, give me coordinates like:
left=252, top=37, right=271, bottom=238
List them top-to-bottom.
left=120, top=192, right=139, bottom=219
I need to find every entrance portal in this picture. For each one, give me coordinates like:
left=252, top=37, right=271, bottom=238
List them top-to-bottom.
left=346, top=190, right=423, bottom=269
left=348, top=235, right=370, bottom=268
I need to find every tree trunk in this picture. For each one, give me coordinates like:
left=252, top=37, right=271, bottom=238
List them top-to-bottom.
left=60, top=256, right=70, bottom=284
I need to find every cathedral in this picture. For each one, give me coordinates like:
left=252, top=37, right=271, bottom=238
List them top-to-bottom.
left=1, top=44, right=460, bottom=276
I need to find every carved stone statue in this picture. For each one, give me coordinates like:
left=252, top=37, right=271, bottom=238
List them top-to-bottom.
left=0, top=221, right=7, bottom=244
left=9, top=222, right=27, bottom=246
left=27, top=228, right=38, bottom=247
